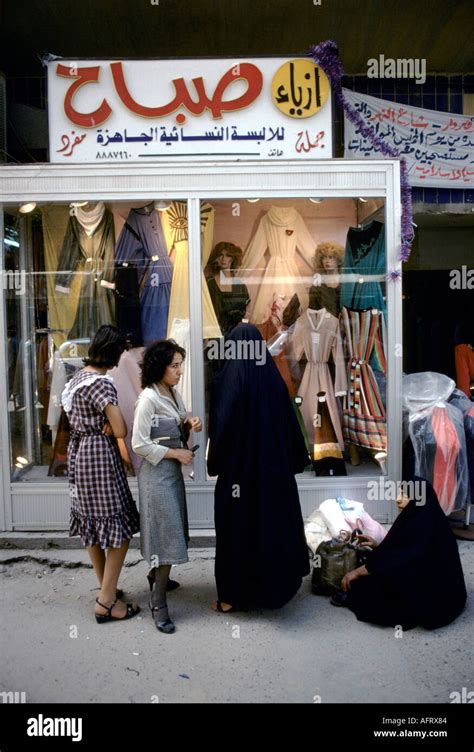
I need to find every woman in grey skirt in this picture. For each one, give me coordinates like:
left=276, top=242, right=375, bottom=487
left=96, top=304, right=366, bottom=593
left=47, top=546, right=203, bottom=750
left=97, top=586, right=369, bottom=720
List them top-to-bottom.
left=132, top=340, right=202, bottom=633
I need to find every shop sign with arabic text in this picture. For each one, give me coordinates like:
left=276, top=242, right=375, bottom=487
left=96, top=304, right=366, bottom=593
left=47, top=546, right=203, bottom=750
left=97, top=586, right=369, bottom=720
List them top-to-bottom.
left=47, top=58, right=332, bottom=163
left=343, top=88, right=474, bottom=188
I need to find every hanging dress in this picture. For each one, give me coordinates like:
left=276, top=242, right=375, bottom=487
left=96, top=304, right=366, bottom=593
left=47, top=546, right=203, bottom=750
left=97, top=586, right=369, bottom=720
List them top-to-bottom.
left=159, top=201, right=221, bottom=408
left=159, top=201, right=221, bottom=338
left=55, top=202, right=116, bottom=340
left=114, top=203, right=173, bottom=345
left=242, top=206, right=316, bottom=325
left=340, top=221, right=386, bottom=313
left=207, top=277, right=250, bottom=337
left=308, top=280, right=341, bottom=318
left=341, top=307, right=387, bottom=452
left=291, top=308, right=347, bottom=450
left=455, top=344, right=474, bottom=399
left=313, top=391, right=347, bottom=476
left=292, top=395, right=312, bottom=463
left=409, top=404, right=468, bottom=515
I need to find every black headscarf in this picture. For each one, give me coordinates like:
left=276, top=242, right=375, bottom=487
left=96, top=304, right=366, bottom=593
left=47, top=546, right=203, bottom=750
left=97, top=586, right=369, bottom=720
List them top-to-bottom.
left=208, top=323, right=310, bottom=609
left=348, top=477, right=467, bottom=630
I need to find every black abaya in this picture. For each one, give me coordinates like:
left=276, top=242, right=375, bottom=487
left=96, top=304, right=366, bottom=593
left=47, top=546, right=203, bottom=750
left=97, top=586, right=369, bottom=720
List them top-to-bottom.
left=207, top=324, right=310, bottom=609
left=347, top=477, right=467, bottom=630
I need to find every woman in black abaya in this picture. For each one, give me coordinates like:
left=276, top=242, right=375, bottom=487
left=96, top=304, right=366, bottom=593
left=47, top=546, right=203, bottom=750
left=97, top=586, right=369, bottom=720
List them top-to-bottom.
left=207, top=324, right=310, bottom=612
left=341, top=477, right=467, bottom=630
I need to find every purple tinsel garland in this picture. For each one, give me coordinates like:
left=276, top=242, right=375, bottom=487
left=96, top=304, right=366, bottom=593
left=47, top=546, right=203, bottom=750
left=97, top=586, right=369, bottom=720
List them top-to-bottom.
left=308, top=40, right=414, bottom=263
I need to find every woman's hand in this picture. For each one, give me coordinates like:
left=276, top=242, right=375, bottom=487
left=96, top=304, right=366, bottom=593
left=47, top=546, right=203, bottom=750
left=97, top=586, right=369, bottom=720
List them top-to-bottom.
left=186, top=416, right=202, bottom=433
left=102, top=421, right=113, bottom=436
left=169, top=448, right=195, bottom=465
left=354, top=533, right=378, bottom=548
left=341, top=565, right=369, bottom=592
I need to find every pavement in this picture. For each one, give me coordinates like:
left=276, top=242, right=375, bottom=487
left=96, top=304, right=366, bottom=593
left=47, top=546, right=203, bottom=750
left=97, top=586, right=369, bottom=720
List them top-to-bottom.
left=0, top=540, right=472, bottom=704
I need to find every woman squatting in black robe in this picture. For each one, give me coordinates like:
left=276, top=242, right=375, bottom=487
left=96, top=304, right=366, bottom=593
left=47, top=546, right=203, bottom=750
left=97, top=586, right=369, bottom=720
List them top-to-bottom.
left=207, top=323, right=310, bottom=612
left=341, top=477, right=467, bottom=630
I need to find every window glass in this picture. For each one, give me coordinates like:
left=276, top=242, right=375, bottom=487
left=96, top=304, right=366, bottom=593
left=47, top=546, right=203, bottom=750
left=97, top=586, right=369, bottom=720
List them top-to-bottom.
left=202, top=197, right=388, bottom=478
left=3, top=199, right=194, bottom=481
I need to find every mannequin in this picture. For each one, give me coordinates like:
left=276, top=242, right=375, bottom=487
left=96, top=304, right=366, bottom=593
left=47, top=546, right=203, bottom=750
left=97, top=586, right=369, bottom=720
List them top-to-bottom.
left=309, top=241, right=344, bottom=318
left=206, top=242, right=250, bottom=335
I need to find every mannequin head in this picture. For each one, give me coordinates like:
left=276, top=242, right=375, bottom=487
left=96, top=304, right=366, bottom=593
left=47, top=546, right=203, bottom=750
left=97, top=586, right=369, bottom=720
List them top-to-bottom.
left=208, top=241, right=243, bottom=276
left=313, top=241, right=344, bottom=275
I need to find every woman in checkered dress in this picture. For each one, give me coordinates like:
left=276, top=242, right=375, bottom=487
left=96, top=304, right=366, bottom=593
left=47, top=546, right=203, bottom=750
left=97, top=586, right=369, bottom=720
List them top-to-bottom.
left=62, top=325, right=140, bottom=623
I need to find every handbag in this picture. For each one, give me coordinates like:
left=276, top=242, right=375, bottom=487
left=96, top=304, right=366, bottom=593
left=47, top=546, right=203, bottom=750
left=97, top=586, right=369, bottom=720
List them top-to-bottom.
left=311, top=530, right=359, bottom=595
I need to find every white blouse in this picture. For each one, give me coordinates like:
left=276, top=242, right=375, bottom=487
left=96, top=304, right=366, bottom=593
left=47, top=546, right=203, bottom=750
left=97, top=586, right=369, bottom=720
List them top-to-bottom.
left=132, top=385, right=187, bottom=466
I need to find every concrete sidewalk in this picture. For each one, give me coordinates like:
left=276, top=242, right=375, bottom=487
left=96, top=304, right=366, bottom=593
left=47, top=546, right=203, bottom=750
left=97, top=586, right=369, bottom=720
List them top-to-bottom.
left=0, top=542, right=472, bottom=704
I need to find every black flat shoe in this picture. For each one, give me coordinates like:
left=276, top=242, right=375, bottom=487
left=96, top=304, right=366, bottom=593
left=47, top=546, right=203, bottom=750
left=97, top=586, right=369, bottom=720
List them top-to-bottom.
left=330, top=591, right=349, bottom=608
left=95, top=598, right=140, bottom=624
left=148, top=601, right=175, bottom=634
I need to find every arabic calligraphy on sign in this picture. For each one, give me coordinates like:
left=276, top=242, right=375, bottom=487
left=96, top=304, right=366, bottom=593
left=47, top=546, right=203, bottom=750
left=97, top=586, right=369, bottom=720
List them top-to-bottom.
left=271, top=60, right=329, bottom=118
left=56, top=62, right=264, bottom=128
left=343, top=88, right=474, bottom=189
left=95, top=125, right=286, bottom=146
left=295, top=130, right=325, bottom=154
left=56, top=131, right=87, bottom=157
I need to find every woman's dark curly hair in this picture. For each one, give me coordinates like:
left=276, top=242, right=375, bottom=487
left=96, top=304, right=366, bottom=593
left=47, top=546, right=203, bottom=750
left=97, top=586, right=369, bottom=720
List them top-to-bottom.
left=206, top=241, right=243, bottom=276
left=83, top=325, right=127, bottom=369
left=140, top=340, right=186, bottom=389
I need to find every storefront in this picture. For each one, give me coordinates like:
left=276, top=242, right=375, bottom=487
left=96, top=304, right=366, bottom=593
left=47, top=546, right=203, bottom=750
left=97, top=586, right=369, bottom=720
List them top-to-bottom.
left=0, top=57, right=403, bottom=531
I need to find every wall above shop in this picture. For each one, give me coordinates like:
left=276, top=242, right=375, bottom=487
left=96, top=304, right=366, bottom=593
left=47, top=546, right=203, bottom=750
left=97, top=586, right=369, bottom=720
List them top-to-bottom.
left=1, top=0, right=473, bottom=76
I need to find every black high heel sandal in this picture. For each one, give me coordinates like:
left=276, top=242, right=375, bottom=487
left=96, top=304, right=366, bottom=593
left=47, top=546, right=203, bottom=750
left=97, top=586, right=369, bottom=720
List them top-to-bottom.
left=147, top=569, right=180, bottom=592
left=93, top=587, right=124, bottom=599
left=95, top=597, right=140, bottom=624
left=148, top=601, right=175, bottom=634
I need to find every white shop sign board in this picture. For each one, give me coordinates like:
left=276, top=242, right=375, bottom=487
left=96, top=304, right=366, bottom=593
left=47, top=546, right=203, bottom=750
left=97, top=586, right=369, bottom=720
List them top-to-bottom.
left=47, top=57, right=333, bottom=163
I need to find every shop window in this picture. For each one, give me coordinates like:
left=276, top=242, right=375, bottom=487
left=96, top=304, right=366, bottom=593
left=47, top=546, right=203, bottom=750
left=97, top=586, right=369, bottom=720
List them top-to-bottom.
left=202, top=198, right=388, bottom=479
left=3, top=199, right=195, bottom=482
